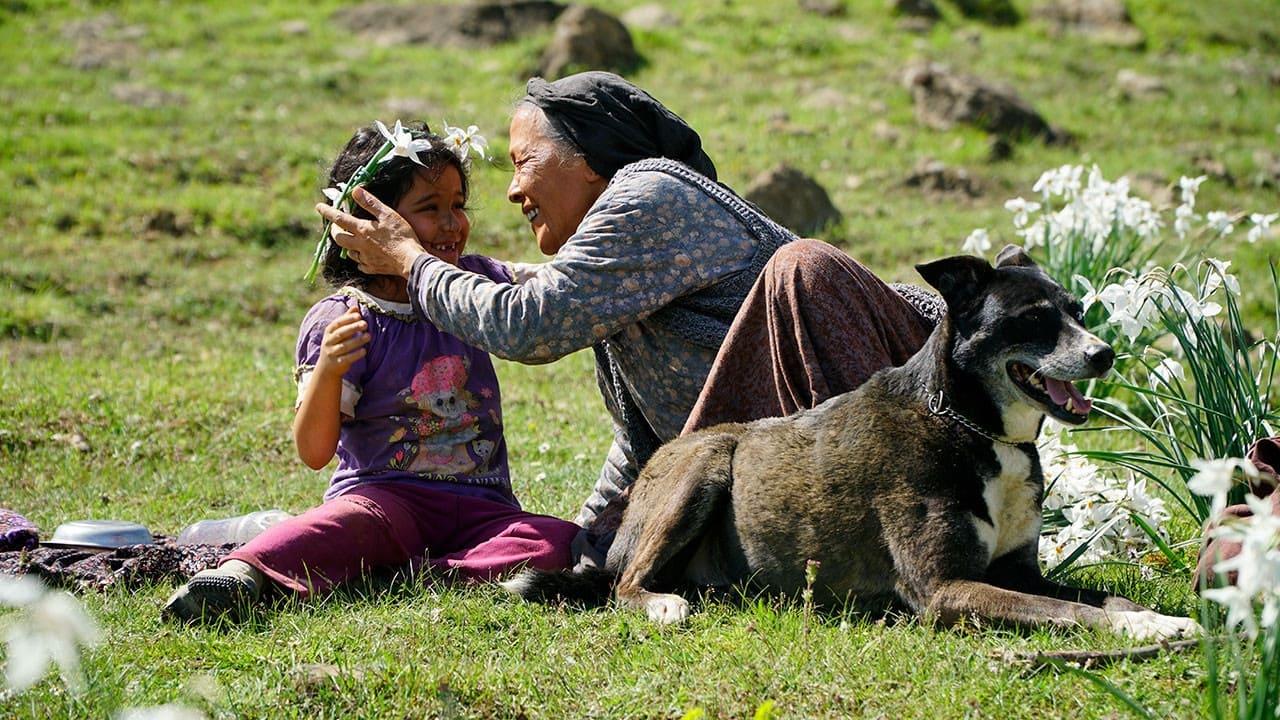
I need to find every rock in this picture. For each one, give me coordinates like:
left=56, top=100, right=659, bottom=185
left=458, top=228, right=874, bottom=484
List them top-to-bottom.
left=799, top=0, right=846, bottom=17
left=891, top=0, right=941, bottom=19
left=950, top=0, right=1020, bottom=26
left=1031, top=0, right=1144, bottom=49
left=334, top=1, right=566, bottom=48
left=621, top=4, right=680, bottom=30
left=537, top=5, right=640, bottom=79
left=897, top=16, right=937, bottom=33
left=280, top=19, right=310, bottom=36
left=903, top=62, right=1070, bottom=144
left=1115, top=69, right=1169, bottom=99
left=111, top=83, right=187, bottom=109
left=801, top=87, right=851, bottom=110
left=872, top=120, right=903, bottom=144
left=987, top=136, right=1014, bottom=161
left=902, top=158, right=983, bottom=198
left=743, top=165, right=842, bottom=236
left=146, top=210, right=190, bottom=237
left=291, top=663, right=366, bottom=695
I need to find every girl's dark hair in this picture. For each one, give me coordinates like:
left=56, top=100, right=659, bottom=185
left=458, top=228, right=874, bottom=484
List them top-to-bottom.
left=320, top=121, right=469, bottom=289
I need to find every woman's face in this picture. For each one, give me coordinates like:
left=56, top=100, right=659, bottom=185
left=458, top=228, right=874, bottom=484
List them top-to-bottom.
left=507, top=106, right=608, bottom=256
left=395, top=164, right=470, bottom=267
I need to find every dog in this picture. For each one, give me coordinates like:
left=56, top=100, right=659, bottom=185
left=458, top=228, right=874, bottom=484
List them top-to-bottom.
left=507, top=245, right=1199, bottom=640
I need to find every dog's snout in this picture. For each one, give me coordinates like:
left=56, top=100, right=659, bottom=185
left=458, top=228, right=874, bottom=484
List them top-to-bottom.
left=1085, top=344, right=1115, bottom=373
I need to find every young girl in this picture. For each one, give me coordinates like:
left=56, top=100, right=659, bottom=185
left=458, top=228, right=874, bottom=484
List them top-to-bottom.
left=163, top=122, right=581, bottom=621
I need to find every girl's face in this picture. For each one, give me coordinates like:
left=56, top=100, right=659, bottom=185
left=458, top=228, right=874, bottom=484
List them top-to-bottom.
left=394, top=164, right=470, bottom=267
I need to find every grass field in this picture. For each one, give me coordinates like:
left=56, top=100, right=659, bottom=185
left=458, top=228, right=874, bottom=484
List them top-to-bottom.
left=2, top=0, right=1279, bottom=716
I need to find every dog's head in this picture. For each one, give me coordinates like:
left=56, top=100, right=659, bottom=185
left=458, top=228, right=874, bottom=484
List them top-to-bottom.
left=915, top=245, right=1113, bottom=426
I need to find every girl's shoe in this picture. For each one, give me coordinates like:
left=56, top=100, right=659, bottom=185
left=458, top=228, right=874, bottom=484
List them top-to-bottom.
left=162, top=559, right=264, bottom=623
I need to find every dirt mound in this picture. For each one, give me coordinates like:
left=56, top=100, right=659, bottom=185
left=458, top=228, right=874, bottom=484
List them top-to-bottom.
left=334, top=0, right=566, bottom=48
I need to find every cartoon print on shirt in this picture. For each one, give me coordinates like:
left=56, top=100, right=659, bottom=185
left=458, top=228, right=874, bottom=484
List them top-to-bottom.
left=388, top=355, right=482, bottom=475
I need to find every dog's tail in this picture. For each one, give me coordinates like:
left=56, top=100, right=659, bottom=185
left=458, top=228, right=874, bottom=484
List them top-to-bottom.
left=500, top=567, right=616, bottom=607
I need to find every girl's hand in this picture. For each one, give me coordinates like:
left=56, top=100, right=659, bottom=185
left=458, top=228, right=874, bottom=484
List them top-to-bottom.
left=315, top=187, right=425, bottom=278
left=316, top=305, right=370, bottom=378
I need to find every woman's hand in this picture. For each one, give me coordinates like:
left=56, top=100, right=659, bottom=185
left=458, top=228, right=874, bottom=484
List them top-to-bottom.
left=315, top=187, right=425, bottom=278
left=315, top=305, right=370, bottom=379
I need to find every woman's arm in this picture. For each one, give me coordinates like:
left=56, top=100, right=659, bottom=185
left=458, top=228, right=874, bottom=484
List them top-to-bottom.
left=320, top=172, right=756, bottom=363
left=293, top=306, right=369, bottom=469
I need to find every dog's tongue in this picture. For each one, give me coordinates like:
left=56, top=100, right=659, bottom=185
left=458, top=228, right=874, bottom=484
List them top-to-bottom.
left=1044, top=377, right=1092, bottom=414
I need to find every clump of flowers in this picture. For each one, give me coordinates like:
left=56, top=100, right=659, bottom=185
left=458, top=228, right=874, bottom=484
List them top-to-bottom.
left=305, top=119, right=492, bottom=284
left=1038, top=428, right=1170, bottom=573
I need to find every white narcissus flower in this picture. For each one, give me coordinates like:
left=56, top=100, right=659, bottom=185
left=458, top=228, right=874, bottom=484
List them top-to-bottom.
left=375, top=120, right=431, bottom=167
left=443, top=122, right=490, bottom=163
left=1178, top=175, right=1206, bottom=205
left=321, top=181, right=350, bottom=210
left=1003, top=197, right=1040, bottom=229
left=1174, top=203, right=1195, bottom=239
left=1205, top=210, right=1234, bottom=236
left=1247, top=212, right=1277, bottom=244
left=961, top=228, right=991, bottom=256
left=1202, top=258, right=1241, bottom=297
left=1072, top=275, right=1101, bottom=312
left=1150, top=357, right=1185, bottom=387
left=1188, top=457, right=1259, bottom=515
left=0, top=575, right=100, bottom=695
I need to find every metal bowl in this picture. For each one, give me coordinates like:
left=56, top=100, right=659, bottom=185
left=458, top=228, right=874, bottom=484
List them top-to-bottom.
left=45, top=520, right=155, bottom=549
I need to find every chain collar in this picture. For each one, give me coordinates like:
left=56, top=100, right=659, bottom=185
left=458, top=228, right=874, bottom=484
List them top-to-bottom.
left=926, top=390, right=1021, bottom=447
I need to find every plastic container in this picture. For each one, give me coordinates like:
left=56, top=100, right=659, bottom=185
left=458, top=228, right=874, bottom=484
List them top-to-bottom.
left=175, top=509, right=293, bottom=546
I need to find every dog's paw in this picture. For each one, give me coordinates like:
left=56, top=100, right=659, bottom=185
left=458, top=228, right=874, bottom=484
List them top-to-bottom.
left=498, top=571, right=536, bottom=599
left=644, top=593, right=691, bottom=625
left=1107, top=610, right=1202, bottom=641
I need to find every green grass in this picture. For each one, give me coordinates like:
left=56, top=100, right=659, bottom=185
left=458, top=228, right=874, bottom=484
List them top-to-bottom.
left=2, top=0, right=1279, bottom=716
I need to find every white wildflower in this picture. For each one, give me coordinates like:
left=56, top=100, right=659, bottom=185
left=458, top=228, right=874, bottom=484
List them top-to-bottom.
left=375, top=119, right=432, bottom=167
left=443, top=122, right=490, bottom=163
left=1033, top=164, right=1084, bottom=200
left=1178, top=175, right=1206, bottom=206
left=321, top=181, right=350, bottom=210
left=1003, top=197, right=1041, bottom=229
left=1174, top=202, right=1196, bottom=239
left=1205, top=211, right=1235, bottom=237
left=1247, top=212, right=1278, bottom=244
left=962, top=228, right=991, bottom=256
left=1202, top=258, right=1241, bottom=297
left=1072, top=275, right=1101, bottom=312
left=1150, top=357, right=1185, bottom=387
left=537, top=442, right=551, bottom=454
left=1188, top=457, right=1259, bottom=516
left=0, top=575, right=100, bottom=695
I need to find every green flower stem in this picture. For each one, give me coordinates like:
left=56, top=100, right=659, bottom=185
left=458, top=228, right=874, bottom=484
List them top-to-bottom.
left=304, top=140, right=394, bottom=284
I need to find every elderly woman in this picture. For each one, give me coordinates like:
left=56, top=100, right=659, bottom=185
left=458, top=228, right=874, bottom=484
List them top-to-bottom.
left=319, top=72, right=937, bottom=565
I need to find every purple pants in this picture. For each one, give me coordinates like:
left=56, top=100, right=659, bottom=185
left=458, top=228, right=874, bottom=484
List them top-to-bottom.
left=226, top=483, right=580, bottom=597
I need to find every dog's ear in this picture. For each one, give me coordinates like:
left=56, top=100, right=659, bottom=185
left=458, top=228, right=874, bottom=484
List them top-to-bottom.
left=994, top=244, right=1037, bottom=269
left=915, top=255, right=994, bottom=310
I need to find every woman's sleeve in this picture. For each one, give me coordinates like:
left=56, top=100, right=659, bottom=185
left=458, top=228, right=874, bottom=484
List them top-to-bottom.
left=408, top=172, right=755, bottom=363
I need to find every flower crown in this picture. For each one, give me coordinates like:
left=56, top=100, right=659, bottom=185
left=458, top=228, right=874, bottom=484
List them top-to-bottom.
left=305, top=119, right=492, bottom=283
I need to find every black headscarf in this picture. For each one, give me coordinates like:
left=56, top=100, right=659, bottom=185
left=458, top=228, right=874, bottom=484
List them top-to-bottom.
left=523, top=71, right=717, bottom=181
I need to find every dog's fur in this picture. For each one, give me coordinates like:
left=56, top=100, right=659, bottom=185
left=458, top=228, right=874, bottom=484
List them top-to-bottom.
left=508, top=246, right=1198, bottom=640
